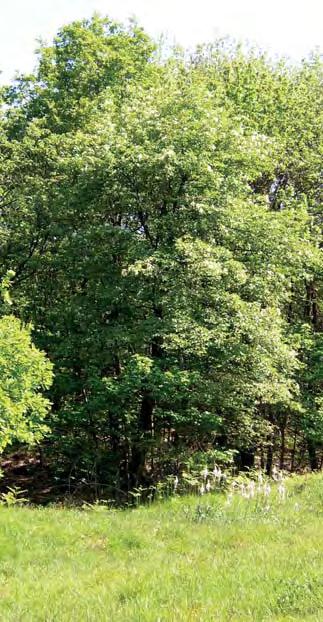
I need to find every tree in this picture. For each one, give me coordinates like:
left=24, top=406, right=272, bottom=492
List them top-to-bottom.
left=0, top=17, right=322, bottom=494
left=0, top=273, right=53, bottom=452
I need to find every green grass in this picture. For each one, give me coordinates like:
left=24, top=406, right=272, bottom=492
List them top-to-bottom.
left=0, top=474, right=323, bottom=621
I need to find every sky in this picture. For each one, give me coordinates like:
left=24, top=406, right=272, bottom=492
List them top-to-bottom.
left=0, top=0, right=322, bottom=84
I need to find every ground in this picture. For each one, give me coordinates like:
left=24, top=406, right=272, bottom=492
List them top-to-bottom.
left=0, top=474, right=322, bottom=621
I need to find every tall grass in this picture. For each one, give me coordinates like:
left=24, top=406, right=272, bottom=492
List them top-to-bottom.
left=0, top=473, right=322, bottom=620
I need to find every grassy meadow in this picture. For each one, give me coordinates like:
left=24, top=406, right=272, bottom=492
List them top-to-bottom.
left=0, top=474, right=322, bottom=621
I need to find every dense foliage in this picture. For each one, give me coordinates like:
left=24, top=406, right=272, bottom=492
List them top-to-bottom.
left=0, top=16, right=322, bottom=498
left=0, top=273, right=53, bottom=452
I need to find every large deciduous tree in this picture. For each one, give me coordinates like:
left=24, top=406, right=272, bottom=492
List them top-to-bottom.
left=0, top=16, right=322, bottom=493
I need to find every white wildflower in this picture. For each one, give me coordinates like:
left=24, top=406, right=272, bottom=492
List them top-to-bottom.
left=213, top=466, right=222, bottom=480
left=201, top=467, right=209, bottom=480
left=206, top=481, right=212, bottom=493
left=248, top=481, right=255, bottom=498
left=278, top=482, right=286, bottom=501
left=241, top=483, right=248, bottom=498
left=264, top=483, right=271, bottom=497
left=199, top=484, right=205, bottom=495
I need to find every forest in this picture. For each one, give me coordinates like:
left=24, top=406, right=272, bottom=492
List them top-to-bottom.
left=0, top=15, right=322, bottom=503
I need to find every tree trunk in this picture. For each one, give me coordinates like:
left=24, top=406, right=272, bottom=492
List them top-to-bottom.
left=305, top=282, right=319, bottom=328
left=129, top=391, right=155, bottom=488
left=266, top=409, right=275, bottom=476
left=279, top=421, right=286, bottom=470
left=290, top=428, right=298, bottom=472
left=307, top=438, right=318, bottom=471
left=266, top=443, right=273, bottom=476
left=260, top=446, right=265, bottom=470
